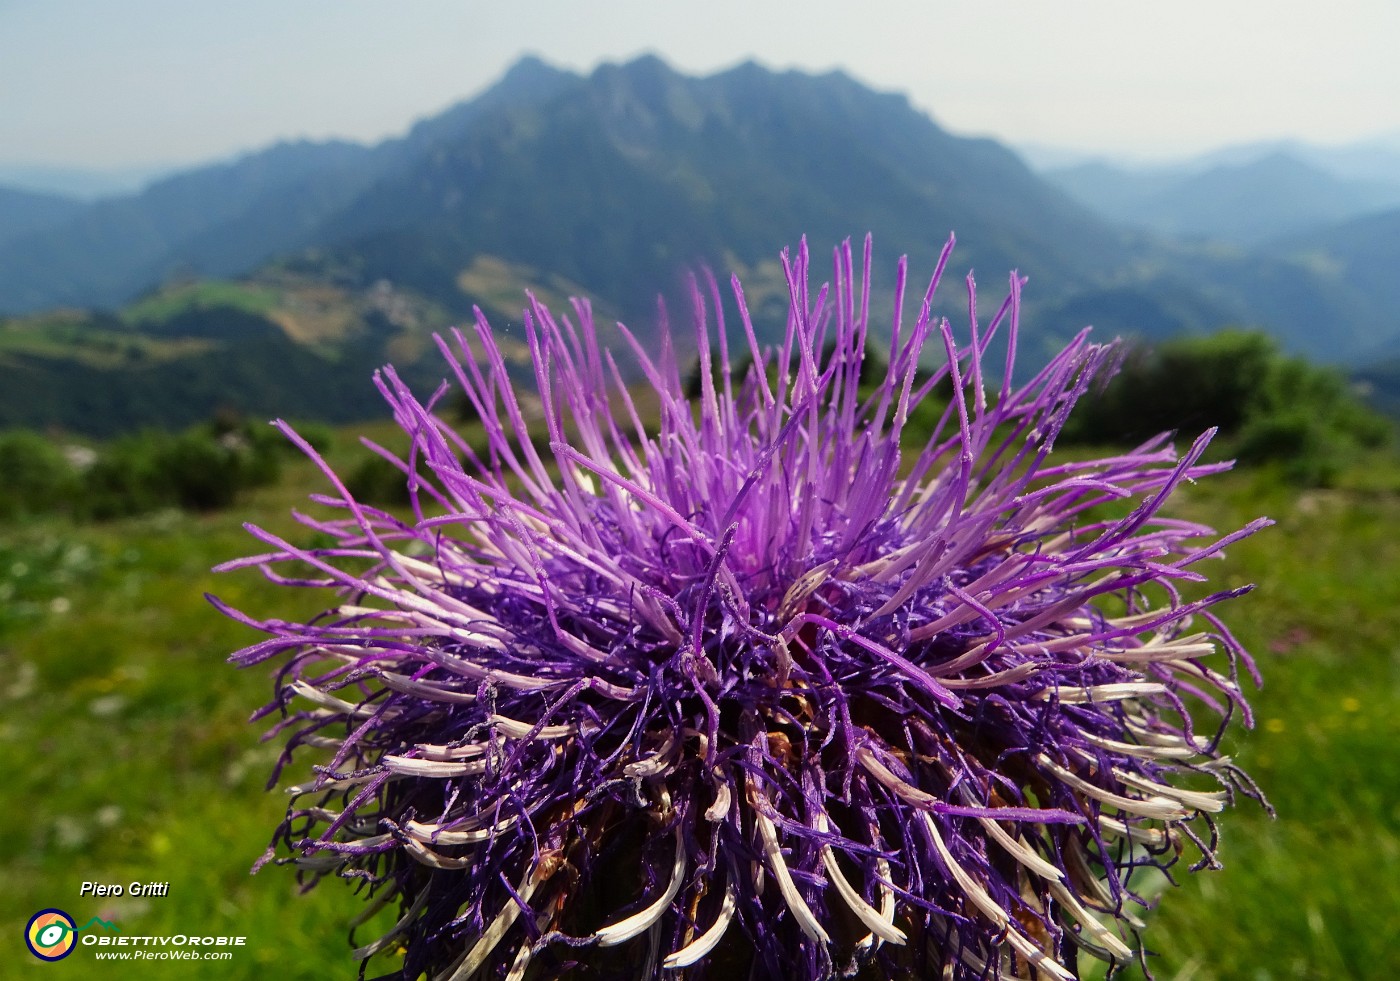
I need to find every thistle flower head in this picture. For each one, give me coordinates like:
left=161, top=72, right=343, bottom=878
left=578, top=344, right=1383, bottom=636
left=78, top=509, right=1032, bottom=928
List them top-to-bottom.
left=219, top=235, right=1268, bottom=980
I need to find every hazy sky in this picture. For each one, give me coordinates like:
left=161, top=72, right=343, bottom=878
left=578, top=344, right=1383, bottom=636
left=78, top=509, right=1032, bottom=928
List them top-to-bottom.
left=3, top=0, right=1398, bottom=171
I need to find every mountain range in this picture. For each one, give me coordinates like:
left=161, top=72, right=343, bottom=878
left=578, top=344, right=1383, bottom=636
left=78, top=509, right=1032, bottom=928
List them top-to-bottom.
left=2, top=55, right=1399, bottom=434
left=1040, top=151, right=1400, bottom=245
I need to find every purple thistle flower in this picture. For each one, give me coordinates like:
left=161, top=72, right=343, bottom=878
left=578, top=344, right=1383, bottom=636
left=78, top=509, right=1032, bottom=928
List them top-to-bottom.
left=217, top=235, right=1269, bottom=980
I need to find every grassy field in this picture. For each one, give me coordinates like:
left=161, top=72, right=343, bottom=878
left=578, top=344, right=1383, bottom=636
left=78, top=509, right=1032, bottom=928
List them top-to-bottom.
left=121, top=281, right=282, bottom=326
left=0, top=311, right=219, bottom=369
left=2, top=432, right=1397, bottom=979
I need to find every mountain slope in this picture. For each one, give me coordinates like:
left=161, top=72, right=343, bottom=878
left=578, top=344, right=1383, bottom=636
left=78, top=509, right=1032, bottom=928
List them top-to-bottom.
left=309, top=55, right=1133, bottom=334
left=0, top=140, right=383, bottom=312
left=0, top=186, right=85, bottom=247
left=1267, top=208, right=1400, bottom=350
left=0, top=273, right=460, bottom=436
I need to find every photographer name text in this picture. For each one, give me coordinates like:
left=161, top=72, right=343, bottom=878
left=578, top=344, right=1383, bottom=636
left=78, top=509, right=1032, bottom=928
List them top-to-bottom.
left=80, top=880, right=171, bottom=898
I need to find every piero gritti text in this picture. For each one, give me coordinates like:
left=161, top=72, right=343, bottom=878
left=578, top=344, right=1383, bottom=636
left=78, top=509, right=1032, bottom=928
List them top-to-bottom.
left=80, top=880, right=171, bottom=898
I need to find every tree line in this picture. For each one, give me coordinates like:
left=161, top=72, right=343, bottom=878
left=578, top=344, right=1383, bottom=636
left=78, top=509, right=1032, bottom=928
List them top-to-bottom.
left=0, top=415, right=331, bottom=522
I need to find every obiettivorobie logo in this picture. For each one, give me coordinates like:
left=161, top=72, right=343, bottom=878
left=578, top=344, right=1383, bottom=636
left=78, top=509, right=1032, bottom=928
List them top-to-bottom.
left=24, top=906, right=249, bottom=963
left=24, top=908, right=120, bottom=961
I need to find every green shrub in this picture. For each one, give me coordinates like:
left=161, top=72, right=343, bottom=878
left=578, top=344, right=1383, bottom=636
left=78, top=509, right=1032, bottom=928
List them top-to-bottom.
left=1062, top=329, right=1393, bottom=484
left=0, top=415, right=300, bottom=522
left=0, top=430, right=81, bottom=519
left=345, top=453, right=413, bottom=507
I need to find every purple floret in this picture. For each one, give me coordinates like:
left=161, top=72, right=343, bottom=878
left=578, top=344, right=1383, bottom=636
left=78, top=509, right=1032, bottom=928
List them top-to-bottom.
left=217, top=234, right=1269, bottom=980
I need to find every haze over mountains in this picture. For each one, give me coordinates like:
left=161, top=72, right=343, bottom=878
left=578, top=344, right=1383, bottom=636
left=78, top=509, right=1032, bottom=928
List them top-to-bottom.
left=2, top=54, right=1399, bottom=433
left=1040, top=149, right=1400, bottom=245
left=0, top=162, right=178, bottom=201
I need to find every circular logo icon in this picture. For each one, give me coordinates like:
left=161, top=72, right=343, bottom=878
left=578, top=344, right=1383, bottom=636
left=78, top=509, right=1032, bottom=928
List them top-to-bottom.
left=25, top=908, right=77, bottom=961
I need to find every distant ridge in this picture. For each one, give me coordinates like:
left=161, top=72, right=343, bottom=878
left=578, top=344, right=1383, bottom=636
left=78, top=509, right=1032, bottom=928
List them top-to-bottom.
left=0, top=139, right=381, bottom=312
left=1044, top=151, right=1400, bottom=245
left=0, top=162, right=176, bottom=200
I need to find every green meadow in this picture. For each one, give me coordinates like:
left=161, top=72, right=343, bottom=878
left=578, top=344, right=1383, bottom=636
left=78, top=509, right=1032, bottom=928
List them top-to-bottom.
left=2, top=428, right=1398, bottom=979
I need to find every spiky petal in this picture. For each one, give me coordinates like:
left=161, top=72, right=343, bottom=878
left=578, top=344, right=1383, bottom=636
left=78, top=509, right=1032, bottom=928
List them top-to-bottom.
left=218, top=235, right=1268, bottom=980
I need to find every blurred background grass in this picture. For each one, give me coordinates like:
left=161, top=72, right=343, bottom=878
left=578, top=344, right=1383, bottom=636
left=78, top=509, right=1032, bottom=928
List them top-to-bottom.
left=0, top=427, right=408, bottom=978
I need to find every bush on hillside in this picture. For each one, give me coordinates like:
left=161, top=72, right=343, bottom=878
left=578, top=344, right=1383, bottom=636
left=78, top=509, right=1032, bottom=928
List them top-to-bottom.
left=1061, top=329, right=1392, bottom=484
left=0, top=416, right=321, bottom=522
left=0, top=431, right=82, bottom=520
